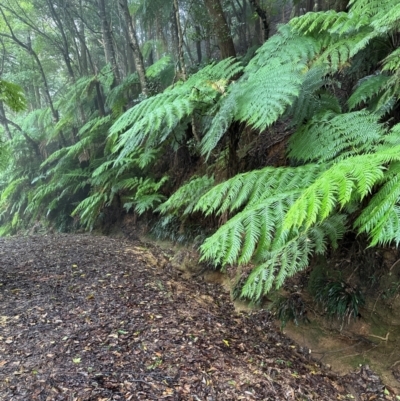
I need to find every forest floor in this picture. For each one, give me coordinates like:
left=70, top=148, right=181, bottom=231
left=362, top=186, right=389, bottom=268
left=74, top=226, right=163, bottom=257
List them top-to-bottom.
left=0, top=234, right=397, bottom=401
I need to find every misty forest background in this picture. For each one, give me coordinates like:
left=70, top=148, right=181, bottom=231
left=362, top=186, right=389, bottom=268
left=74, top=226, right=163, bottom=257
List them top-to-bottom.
left=0, top=0, right=400, bottom=309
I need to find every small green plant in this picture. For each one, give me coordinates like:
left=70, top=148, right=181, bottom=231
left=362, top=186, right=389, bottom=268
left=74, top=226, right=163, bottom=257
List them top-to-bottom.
left=313, top=278, right=364, bottom=325
left=381, top=281, right=400, bottom=299
left=270, top=293, right=309, bottom=329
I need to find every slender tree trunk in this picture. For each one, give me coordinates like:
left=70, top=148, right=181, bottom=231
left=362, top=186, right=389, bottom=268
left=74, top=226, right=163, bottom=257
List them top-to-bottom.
left=45, top=0, right=75, bottom=80
left=98, top=0, right=120, bottom=84
left=115, top=0, right=136, bottom=75
left=119, top=0, right=148, bottom=96
left=173, top=0, right=187, bottom=79
left=203, top=0, right=236, bottom=59
left=248, top=0, right=269, bottom=42
left=79, top=11, right=89, bottom=75
left=156, top=15, right=168, bottom=60
left=195, top=25, right=202, bottom=63
left=0, top=101, right=12, bottom=140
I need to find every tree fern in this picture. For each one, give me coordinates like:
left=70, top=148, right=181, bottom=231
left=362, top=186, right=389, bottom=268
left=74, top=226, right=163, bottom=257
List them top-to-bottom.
left=348, top=0, right=395, bottom=17
left=370, top=2, right=400, bottom=34
left=200, top=25, right=320, bottom=157
left=382, top=49, right=400, bottom=73
left=110, top=58, right=243, bottom=159
left=286, top=66, right=341, bottom=127
left=348, top=74, right=391, bottom=110
left=0, top=79, right=26, bottom=112
left=288, top=110, right=385, bottom=163
left=284, top=147, right=400, bottom=232
left=354, top=162, right=400, bottom=245
left=195, top=164, right=323, bottom=216
left=157, top=175, right=215, bottom=217
left=240, top=215, right=346, bottom=299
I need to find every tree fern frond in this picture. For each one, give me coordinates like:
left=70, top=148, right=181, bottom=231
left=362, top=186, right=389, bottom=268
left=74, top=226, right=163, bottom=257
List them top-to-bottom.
left=348, top=0, right=396, bottom=17
left=370, top=3, right=400, bottom=34
left=291, top=10, right=348, bottom=35
left=200, top=25, right=320, bottom=157
left=316, top=29, right=374, bottom=72
left=382, top=48, right=400, bottom=73
left=145, top=55, right=174, bottom=79
left=110, top=58, right=243, bottom=159
left=236, top=59, right=304, bottom=130
left=287, top=66, right=341, bottom=127
left=348, top=74, right=391, bottom=110
left=0, top=79, right=26, bottom=112
left=288, top=110, right=384, bottom=163
left=78, top=115, right=112, bottom=137
left=380, top=123, right=400, bottom=148
left=284, top=147, right=400, bottom=231
left=354, top=163, right=400, bottom=245
left=195, top=164, right=324, bottom=217
left=157, top=175, right=215, bottom=216
left=0, top=176, right=28, bottom=202
left=125, top=176, right=169, bottom=215
left=72, top=192, right=108, bottom=230
left=200, top=193, right=302, bottom=266
left=239, top=214, right=346, bottom=299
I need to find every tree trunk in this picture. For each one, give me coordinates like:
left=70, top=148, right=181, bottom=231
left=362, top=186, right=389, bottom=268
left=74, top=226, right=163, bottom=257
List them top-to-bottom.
left=46, top=0, right=75, bottom=80
left=98, top=0, right=120, bottom=84
left=119, top=0, right=148, bottom=96
left=173, top=0, right=187, bottom=79
left=203, top=0, right=236, bottom=59
left=248, top=0, right=269, bottom=42
left=195, top=26, right=202, bottom=63
left=0, top=101, right=12, bottom=140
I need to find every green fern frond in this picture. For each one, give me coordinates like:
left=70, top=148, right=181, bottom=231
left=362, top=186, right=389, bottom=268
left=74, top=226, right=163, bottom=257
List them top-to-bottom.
left=348, top=0, right=394, bottom=17
left=370, top=3, right=400, bottom=34
left=291, top=10, right=348, bottom=35
left=201, top=25, right=320, bottom=157
left=316, top=29, right=373, bottom=72
left=382, top=49, right=400, bottom=73
left=145, top=56, right=174, bottom=79
left=110, top=58, right=243, bottom=159
left=236, top=59, right=304, bottom=130
left=287, top=66, right=341, bottom=127
left=348, top=74, right=391, bottom=110
left=0, top=79, right=26, bottom=112
left=288, top=110, right=384, bottom=163
left=78, top=115, right=112, bottom=137
left=380, top=123, right=400, bottom=148
left=284, top=147, right=400, bottom=231
left=40, top=148, right=69, bottom=168
left=354, top=162, right=400, bottom=245
left=195, top=164, right=323, bottom=217
left=157, top=175, right=215, bottom=216
left=0, top=176, right=28, bottom=202
left=124, top=176, right=168, bottom=215
left=72, top=192, right=108, bottom=230
left=200, top=192, right=305, bottom=267
left=239, top=215, right=346, bottom=299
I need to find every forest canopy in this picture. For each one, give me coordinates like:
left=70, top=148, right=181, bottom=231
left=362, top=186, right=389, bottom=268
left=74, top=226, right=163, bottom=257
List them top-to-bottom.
left=0, top=0, right=399, bottom=301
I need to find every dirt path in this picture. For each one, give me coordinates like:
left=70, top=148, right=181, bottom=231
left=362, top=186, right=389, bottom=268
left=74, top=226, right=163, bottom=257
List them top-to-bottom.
left=0, top=234, right=396, bottom=400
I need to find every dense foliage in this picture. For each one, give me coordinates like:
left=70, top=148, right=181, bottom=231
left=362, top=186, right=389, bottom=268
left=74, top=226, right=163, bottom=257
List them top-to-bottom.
left=0, top=0, right=399, bottom=301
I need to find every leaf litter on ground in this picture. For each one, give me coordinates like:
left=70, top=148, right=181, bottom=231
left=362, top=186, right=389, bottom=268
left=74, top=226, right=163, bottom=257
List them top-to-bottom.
left=0, top=234, right=396, bottom=400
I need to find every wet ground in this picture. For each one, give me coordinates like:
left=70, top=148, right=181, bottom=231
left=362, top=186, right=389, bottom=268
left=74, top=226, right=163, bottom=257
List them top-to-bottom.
left=0, top=234, right=397, bottom=400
